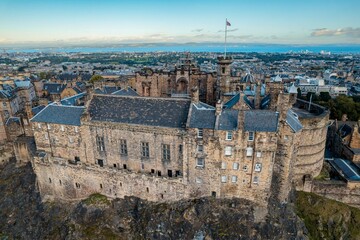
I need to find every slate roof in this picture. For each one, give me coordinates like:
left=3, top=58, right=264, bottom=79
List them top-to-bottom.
left=14, top=80, right=32, bottom=89
left=43, top=83, right=66, bottom=94
left=94, top=86, right=120, bottom=95
left=112, top=87, right=139, bottom=96
left=0, top=90, right=15, bottom=100
left=61, top=92, right=86, bottom=106
left=224, top=93, right=240, bottom=109
left=88, top=95, right=191, bottom=129
left=188, top=102, right=216, bottom=129
left=31, top=104, right=84, bottom=126
left=32, top=105, right=46, bottom=116
left=218, top=109, right=238, bottom=130
left=244, top=110, right=279, bottom=132
left=286, top=110, right=303, bottom=132
left=6, top=117, right=21, bottom=126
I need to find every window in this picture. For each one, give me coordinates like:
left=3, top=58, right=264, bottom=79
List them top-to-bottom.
left=222, top=67, right=225, bottom=74
left=38, top=123, right=42, bottom=129
left=47, top=124, right=51, bottom=130
left=60, top=125, right=64, bottom=131
left=74, top=126, right=78, bottom=133
left=197, top=129, right=203, bottom=138
left=226, top=131, right=232, bottom=140
left=248, top=131, right=254, bottom=141
left=44, top=133, right=48, bottom=140
left=96, top=136, right=105, bottom=152
left=69, top=137, right=74, bottom=143
left=120, top=139, right=127, bottom=156
left=141, top=142, right=150, bottom=158
left=162, top=144, right=171, bottom=162
left=197, top=145, right=204, bottom=153
left=225, top=146, right=232, bottom=156
left=246, top=147, right=253, bottom=157
left=256, top=152, right=262, bottom=158
left=197, top=158, right=204, bottom=167
left=97, top=159, right=104, bottom=167
left=221, top=162, right=227, bottom=169
left=233, top=162, right=239, bottom=170
left=255, top=163, right=262, bottom=172
left=113, top=164, right=117, bottom=168
left=123, top=164, right=127, bottom=169
left=243, top=165, right=248, bottom=172
left=151, top=169, right=155, bottom=174
left=168, top=170, right=173, bottom=177
left=175, top=170, right=181, bottom=177
left=157, top=171, right=162, bottom=177
left=221, top=175, right=227, bottom=183
left=231, top=175, right=238, bottom=183
left=253, top=176, right=259, bottom=184
left=195, top=177, right=203, bottom=184
left=75, top=183, right=80, bottom=188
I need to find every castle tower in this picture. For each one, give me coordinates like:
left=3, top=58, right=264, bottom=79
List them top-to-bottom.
left=216, top=56, right=232, bottom=100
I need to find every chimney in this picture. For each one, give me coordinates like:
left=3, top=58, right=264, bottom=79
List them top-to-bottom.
left=255, top=82, right=261, bottom=109
left=85, top=84, right=94, bottom=102
left=191, top=87, right=199, bottom=103
left=216, top=100, right=222, bottom=116
left=25, top=101, right=33, bottom=119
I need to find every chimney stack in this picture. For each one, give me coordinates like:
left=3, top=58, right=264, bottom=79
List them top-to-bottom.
left=191, top=87, right=199, bottom=103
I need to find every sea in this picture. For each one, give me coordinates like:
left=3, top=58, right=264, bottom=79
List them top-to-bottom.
left=3, top=44, right=360, bottom=54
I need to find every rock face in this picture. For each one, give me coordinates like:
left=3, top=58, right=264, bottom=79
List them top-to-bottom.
left=0, top=162, right=307, bottom=239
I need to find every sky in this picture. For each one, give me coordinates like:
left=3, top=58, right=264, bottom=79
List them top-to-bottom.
left=0, top=0, right=360, bottom=46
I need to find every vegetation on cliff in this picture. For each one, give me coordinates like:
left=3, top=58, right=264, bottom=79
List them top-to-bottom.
left=0, top=161, right=306, bottom=239
left=296, top=191, right=360, bottom=240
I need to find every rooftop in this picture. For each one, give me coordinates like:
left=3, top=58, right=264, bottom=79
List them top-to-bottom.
left=88, top=95, right=191, bottom=129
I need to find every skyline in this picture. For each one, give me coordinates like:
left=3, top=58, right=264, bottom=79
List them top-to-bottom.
left=1, top=0, right=360, bottom=47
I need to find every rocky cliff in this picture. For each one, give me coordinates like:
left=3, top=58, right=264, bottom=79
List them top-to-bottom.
left=0, top=161, right=307, bottom=240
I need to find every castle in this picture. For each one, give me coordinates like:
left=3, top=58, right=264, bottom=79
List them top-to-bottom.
left=27, top=57, right=329, bottom=206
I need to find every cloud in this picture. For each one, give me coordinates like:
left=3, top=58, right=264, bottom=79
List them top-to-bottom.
left=311, top=27, right=360, bottom=37
left=218, top=28, right=239, bottom=33
left=191, top=29, right=203, bottom=32
left=227, top=35, right=253, bottom=39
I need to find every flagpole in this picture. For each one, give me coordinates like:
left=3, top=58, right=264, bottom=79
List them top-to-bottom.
left=224, top=18, right=228, bottom=58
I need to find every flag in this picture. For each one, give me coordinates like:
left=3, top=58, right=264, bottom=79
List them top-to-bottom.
left=226, top=20, right=231, bottom=26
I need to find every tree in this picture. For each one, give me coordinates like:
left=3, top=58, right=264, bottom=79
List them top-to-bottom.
left=89, top=75, right=104, bottom=84
left=319, top=92, right=331, bottom=102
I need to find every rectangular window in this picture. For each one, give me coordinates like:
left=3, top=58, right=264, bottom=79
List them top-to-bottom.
left=38, top=123, right=41, bottom=129
left=47, top=124, right=51, bottom=130
left=60, top=125, right=64, bottom=131
left=74, top=126, right=78, bottom=133
left=197, top=128, right=203, bottom=138
left=226, top=131, right=232, bottom=140
left=248, top=131, right=254, bottom=141
left=44, top=133, right=48, bottom=140
left=96, top=136, right=105, bottom=152
left=69, top=137, right=74, bottom=143
left=120, top=139, right=127, bottom=156
left=141, top=142, right=150, bottom=158
left=162, top=144, right=171, bottom=162
left=197, top=145, right=203, bottom=153
left=225, top=146, right=232, bottom=156
left=246, top=147, right=253, bottom=157
left=256, top=151, right=262, bottom=158
left=196, top=158, right=204, bottom=167
left=97, top=159, right=104, bottom=167
left=221, top=162, right=227, bottom=169
left=233, top=162, right=239, bottom=170
left=255, top=163, right=262, bottom=172
left=221, top=175, right=227, bottom=183
left=231, top=175, right=238, bottom=183
left=253, top=176, right=259, bottom=184
left=195, top=177, right=203, bottom=184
